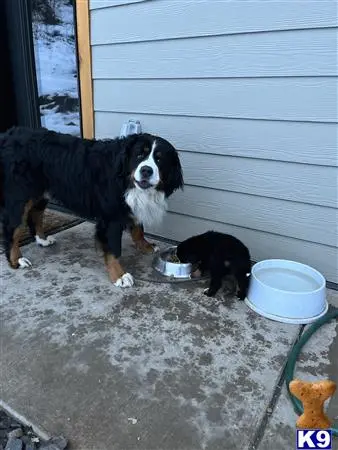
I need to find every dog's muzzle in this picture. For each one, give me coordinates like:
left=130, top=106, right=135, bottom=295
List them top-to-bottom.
left=135, top=165, right=154, bottom=189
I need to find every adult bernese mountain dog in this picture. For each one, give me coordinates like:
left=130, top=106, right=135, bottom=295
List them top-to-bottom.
left=0, top=126, right=183, bottom=287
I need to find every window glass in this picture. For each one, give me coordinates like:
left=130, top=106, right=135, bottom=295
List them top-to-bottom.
left=32, top=0, right=80, bottom=136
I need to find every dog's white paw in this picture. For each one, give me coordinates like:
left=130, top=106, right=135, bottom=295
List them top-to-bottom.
left=35, top=235, right=56, bottom=247
left=152, top=244, right=160, bottom=253
left=18, top=257, right=32, bottom=268
left=114, top=273, right=134, bottom=288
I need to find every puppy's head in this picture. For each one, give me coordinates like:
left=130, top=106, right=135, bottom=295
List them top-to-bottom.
left=126, top=133, right=183, bottom=197
left=176, top=237, right=200, bottom=265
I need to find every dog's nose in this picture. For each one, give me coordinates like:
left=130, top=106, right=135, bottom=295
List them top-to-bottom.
left=140, top=165, right=153, bottom=178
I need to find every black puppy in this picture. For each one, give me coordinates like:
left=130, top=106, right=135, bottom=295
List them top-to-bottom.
left=176, top=231, right=251, bottom=298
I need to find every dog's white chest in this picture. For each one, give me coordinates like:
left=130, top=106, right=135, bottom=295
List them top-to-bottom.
left=125, top=188, right=167, bottom=227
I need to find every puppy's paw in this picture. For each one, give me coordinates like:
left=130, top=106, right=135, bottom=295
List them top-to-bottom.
left=35, top=235, right=56, bottom=247
left=18, top=257, right=32, bottom=268
left=191, top=268, right=202, bottom=278
left=114, top=273, right=134, bottom=288
left=203, top=288, right=214, bottom=297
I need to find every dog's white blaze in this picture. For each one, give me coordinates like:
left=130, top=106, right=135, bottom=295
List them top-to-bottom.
left=126, top=140, right=167, bottom=226
left=134, top=141, right=160, bottom=186
left=125, top=187, right=167, bottom=227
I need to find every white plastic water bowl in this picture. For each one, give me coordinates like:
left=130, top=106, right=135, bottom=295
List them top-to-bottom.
left=245, top=259, right=328, bottom=324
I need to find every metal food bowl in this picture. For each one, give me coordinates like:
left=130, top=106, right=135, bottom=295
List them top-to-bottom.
left=153, top=246, right=192, bottom=279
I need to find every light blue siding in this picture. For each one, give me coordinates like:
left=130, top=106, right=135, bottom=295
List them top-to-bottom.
left=90, top=0, right=338, bottom=283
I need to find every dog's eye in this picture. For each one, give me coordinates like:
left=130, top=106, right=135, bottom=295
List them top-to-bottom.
left=137, top=147, right=150, bottom=160
left=155, top=152, right=161, bottom=162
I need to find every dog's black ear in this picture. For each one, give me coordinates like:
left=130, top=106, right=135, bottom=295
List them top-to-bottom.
left=164, top=151, right=184, bottom=198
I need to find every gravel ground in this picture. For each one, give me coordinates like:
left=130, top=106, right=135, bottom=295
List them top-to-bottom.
left=0, top=409, right=67, bottom=450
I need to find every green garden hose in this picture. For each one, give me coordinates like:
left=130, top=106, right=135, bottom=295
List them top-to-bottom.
left=285, top=307, right=338, bottom=436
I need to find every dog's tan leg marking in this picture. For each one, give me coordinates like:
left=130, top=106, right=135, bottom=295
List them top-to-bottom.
left=9, top=200, right=33, bottom=268
left=130, top=224, right=159, bottom=253
left=9, top=227, right=24, bottom=268
left=104, top=253, right=134, bottom=287
left=105, top=253, right=125, bottom=282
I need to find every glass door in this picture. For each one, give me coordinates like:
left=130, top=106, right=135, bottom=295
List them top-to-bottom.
left=31, top=0, right=81, bottom=136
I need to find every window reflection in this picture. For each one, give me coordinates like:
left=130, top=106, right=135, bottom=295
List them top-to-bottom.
left=32, top=0, right=80, bottom=136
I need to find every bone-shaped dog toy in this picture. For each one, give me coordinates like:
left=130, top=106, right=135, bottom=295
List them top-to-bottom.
left=289, top=379, right=336, bottom=429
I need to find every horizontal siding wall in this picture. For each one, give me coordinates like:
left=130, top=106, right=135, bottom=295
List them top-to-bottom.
left=90, top=0, right=338, bottom=283
left=90, top=0, right=338, bottom=40
left=90, top=0, right=146, bottom=10
left=92, top=29, right=337, bottom=78
left=94, top=78, right=337, bottom=122
left=95, top=112, right=338, bottom=166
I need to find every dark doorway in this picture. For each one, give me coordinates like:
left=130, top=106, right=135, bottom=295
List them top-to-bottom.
left=0, top=1, right=17, bottom=132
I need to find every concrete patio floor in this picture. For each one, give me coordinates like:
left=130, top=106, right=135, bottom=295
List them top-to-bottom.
left=1, top=221, right=337, bottom=450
